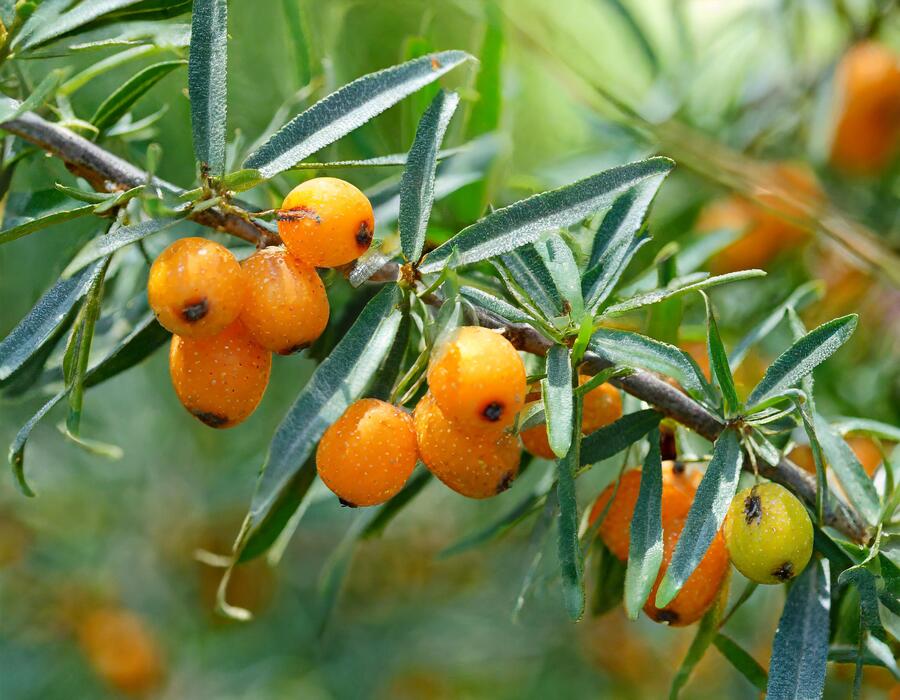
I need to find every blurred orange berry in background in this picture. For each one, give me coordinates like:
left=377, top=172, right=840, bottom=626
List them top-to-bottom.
left=789, top=435, right=887, bottom=477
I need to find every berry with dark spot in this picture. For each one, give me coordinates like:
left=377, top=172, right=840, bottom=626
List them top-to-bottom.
left=723, top=482, right=813, bottom=585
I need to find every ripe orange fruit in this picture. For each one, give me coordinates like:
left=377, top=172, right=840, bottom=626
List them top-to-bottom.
left=830, top=42, right=900, bottom=175
left=278, top=177, right=374, bottom=268
left=148, top=237, right=245, bottom=338
left=239, top=246, right=330, bottom=354
left=169, top=320, right=271, bottom=428
left=427, top=326, right=526, bottom=434
left=520, top=376, right=622, bottom=459
left=414, top=392, right=520, bottom=498
left=316, top=399, right=418, bottom=507
left=788, top=435, right=886, bottom=477
left=589, top=463, right=701, bottom=561
left=645, top=517, right=730, bottom=626
left=77, top=608, right=163, bottom=694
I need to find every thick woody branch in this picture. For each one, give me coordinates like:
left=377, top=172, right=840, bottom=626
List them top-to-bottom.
left=1, top=111, right=869, bottom=543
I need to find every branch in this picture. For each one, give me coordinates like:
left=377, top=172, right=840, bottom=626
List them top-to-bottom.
left=0, top=111, right=869, bottom=544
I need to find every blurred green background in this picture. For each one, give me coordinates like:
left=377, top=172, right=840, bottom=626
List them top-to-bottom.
left=1, top=1, right=898, bottom=698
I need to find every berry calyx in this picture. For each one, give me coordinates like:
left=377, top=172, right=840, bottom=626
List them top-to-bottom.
left=278, top=177, right=375, bottom=268
left=148, top=237, right=246, bottom=338
left=240, top=246, right=330, bottom=354
left=169, top=320, right=271, bottom=428
left=427, top=326, right=526, bottom=434
left=414, top=392, right=520, bottom=498
left=316, top=399, right=418, bottom=507
left=723, top=482, right=813, bottom=585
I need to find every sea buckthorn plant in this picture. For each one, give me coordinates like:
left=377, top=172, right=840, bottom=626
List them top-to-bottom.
left=0, top=2, right=897, bottom=698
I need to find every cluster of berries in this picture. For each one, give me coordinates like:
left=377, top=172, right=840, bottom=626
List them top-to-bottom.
left=147, top=177, right=374, bottom=427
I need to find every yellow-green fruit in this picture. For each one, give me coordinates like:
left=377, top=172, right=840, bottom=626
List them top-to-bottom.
left=723, top=482, right=813, bottom=585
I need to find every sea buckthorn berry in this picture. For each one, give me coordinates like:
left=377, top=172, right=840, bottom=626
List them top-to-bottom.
left=831, top=42, right=900, bottom=175
left=278, top=177, right=374, bottom=268
left=148, top=237, right=245, bottom=338
left=239, top=246, right=330, bottom=355
left=169, top=320, right=271, bottom=429
left=427, top=326, right=526, bottom=434
left=414, top=392, right=520, bottom=498
left=316, top=399, right=418, bottom=507
left=789, top=436, right=886, bottom=478
left=589, top=462, right=701, bottom=561
left=723, top=482, right=813, bottom=585
left=645, top=517, right=730, bottom=626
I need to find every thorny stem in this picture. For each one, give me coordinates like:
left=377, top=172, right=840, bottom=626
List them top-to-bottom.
left=0, top=110, right=870, bottom=544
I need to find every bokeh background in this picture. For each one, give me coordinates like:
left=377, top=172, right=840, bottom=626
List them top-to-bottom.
left=1, top=1, right=898, bottom=698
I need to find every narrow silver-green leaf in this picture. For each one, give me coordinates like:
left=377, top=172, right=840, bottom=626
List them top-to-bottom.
left=18, top=0, right=147, bottom=49
left=188, top=0, right=228, bottom=177
left=244, top=51, right=472, bottom=178
left=91, top=60, right=186, bottom=132
left=0, top=70, right=66, bottom=123
left=399, top=89, right=459, bottom=261
left=420, top=157, right=675, bottom=273
left=0, top=202, right=94, bottom=245
left=63, top=217, right=182, bottom=277
left=539, top=233, right=583, bottom=318
left=497, top=245, right=565, bottom=320
left=459, top=286, right=534, bottom=325
left=702, top=291, right=739, bottom=417
left=747, top=315, right=858, bottom=407
left=542, top=345, right=574, bottom=459
left=556, top=398, right=584, bottom=620
left=580, top=409, right=662, bottom=466
left=832, top=417, right=900, bottom=443
left=624, top=428, right=663, bottom=619
left=655, top=429, right=743, bottom=608
left=766, top=559, right=830, bottom=700
left=669, top=589, right=728, bottom=698
left=714, top=635, right=768, bottom=692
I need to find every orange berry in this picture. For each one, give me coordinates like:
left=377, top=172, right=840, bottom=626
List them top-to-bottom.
left=831, top=42, right=900, bottom=175
left=278, top=177, right=374, bottom=268
left=148, top=237, right=245, bottom=338
left=239, top=246, right=330, bottom=354
left=169, top=320, right=271, bottom=428
left=427, top=326, right=526, bottom=433
left=414, top=392, right=521, bottom=498
left=316, top=399, right=418, bottom=507
left=789, top=436, right=886, bottom=478
left=589, top=463, right=701, bottom=561
left=644, top=517, right=730, bottom=626
left=78, top=608, right=163, bottom=694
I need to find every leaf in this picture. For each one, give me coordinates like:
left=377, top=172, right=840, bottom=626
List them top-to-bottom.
left=188, top=0, right=228, bottom=178
left=280, top=0, right=312, bottom=86
left=244, top=51, right=472, bottom=178
left=91, top=60, right=186, bottom=132
left=0, top=69, right=67, bottom=122
left=399, top=89, right=459, bottom=261
left=291, top=147, right=465, bottom=171
left=420, top=157, right=675, bottom=273
left=0, top=201, right=94, bottom=245
left=62, top=217, right=182, bottom=277
left=538, top=233, right=584, bottom=318
left=496, top=245, right=565, bottom=320
left=0, top=262, right=105, bottom=381
left=602, top=270, right=766, bottom=317
left=236, top=285, right=403, bottom=560
left=459, top=286, right=534, bottom=325
left=702, top=291, right=739, bottom=416
left=746, top=315, right=858, bottom=408
left=589, top=328, right=711, bottom=401
left=542, top=345, right=574, bottom=459
left=556, top=396, right=584, bottom=620
left=580, top=409, right=662, bottom=466
left=813, top=413, right=880, bottom=526
left=832, top=417, right=900, bottom=444
left=624, top=428, right=663, bottom=619
left=655, top=429, right=743, bottom=608
left=513, top=489, right=557, bottom=619
left=590, top=541, right=627, bottom=616
left=766, top=559, right=831, bottom=700
left=838, top=567, right=885, bottom=639
left=669, top=584, right=729, bottom=699
left=714, top=634, right=768, bottom=692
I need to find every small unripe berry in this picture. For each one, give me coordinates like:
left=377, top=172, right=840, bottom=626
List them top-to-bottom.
left=278, top=177, right=374, bottom=268
left=148, top=237, right=245, bottom=338
left=239, top=246, right=330, bottom=354
left=169, top=320, right=271, bottom=428
left=427, top=326, right=526, bottom=433
left=414, top=392, right=520, bottom=498
left=316, top=399, right=418, bottom=507
left=589, top=463, right=701, bottom=561
left=724, top=482, right=813, bottom=585
left=645, top=517, right=730, bottom=626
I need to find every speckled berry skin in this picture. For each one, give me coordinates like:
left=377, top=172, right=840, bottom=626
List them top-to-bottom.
left=277, top=177, right=374, bottom=268
left=148, top=237, right=245, bottom=338
left=239, top=246, right=330, bottom=354
left=169, top=320, right=271, bottom=428
left=427, top=326, right=526, bottom=434
left=521, top=376, right=621, bottom=459
left=414, top=392, right=520, bottom=498
left=316, top=399, right=418, bottom=507
left=589, top=463, right=701, bottom=561
left=724, top=482, right=813, bottom=585
left=645, top=516, right=730, bottom=626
